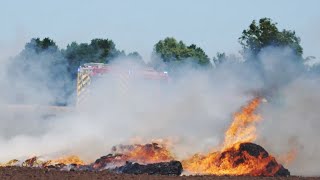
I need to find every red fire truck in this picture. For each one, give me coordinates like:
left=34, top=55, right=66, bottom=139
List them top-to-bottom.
left=76, top=63, right=169, bottom=105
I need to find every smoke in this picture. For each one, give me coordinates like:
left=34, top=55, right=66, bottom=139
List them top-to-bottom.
left=0, top=40, right=71, bottom=106
left=0, top=42, right=319, bottom=176
left=253, top=47, right=320, bottom=176
left=0, top=49, right=252, bottom=162
left=65, top=58, right=253, bottom=159
left=258, top=76, right=320, bottom=176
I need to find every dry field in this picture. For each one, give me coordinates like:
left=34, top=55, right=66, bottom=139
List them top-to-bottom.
left=0, top=167, right=319, bottom=180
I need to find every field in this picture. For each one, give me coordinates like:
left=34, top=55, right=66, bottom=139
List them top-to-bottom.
left=0, top=167, right=319, bottom=180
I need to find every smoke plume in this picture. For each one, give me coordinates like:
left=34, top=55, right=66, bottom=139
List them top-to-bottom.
left=0, top=43, right=319, bottom=176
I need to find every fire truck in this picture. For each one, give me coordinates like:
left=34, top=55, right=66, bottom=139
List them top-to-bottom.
left=76, top=63, right=169, bottom=105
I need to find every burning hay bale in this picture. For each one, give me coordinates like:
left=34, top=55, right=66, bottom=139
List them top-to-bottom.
left=181, top=98, right=290, bottom=177
left=183, top=142, right=290, bottom=176
left=91, top=143, right=181, bottom=175
left=93, top=143, right=174, bottom=170
left=111, top=143, right=175, bottom=164
left=221, top=143, right=290, bottom=176
left=93, top=154, right=127, bottom=169
left=0, top=155, right=87, bottom=170
left=22, top=156, right=46, bottom=168
left=0, top=159, right=19, bottom=167
left=114, top=160, right=182, bottom=175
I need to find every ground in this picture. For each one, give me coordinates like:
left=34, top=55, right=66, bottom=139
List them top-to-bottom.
left=0, top=167, right=318, bottom=180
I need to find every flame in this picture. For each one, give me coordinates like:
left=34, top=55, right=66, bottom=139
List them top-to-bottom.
left=182, top=97, right=286, bottom=176
left=222, top=97, right=262, bottom=149
left=182, top=142, right=285, bottom=176
left=93, top=143, right=174, bottom=169
left=125, top=143, right=174, bottom=164
left=0, top=155, right=85, bottom=168
left=48, top=155, right=85, bottom=166
left=22, top=156, right=45, bottom=167
left=0, top=159, right=19, bottom=167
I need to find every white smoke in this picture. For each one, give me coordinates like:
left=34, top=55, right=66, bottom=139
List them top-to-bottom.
left=0, top=42, right=319, bottom=176
left=255, top=47, right=320, bottom=176
left=0, top=48, right=252, bottom=162
left=259, top=76, right=320, bottom=176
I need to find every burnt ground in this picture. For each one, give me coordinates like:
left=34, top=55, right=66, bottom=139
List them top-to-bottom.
left=0, top=167, right=319, bottom=180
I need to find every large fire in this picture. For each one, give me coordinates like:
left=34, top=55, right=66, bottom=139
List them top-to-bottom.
left=0, top=97, right=291, bottom=176
left=181, top=97, right=289, bottom=176
left=222, top=97, right=262, bottom=149
left=182, top=142, right=288, bottom=176
left=93, top=143, right=174, bottom=169
left=45, top=155, right=85, bottom=167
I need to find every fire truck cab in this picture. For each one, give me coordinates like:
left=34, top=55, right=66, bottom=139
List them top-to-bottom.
left=76, top=63, right=169, bottom=105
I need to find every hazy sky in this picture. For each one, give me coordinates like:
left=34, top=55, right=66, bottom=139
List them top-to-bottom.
left=1, top=0, right=319, bottom=60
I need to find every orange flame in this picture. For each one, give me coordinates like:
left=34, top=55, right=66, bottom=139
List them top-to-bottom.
left=182, top=97, right=286, bottom=176
left=223, top=97, right=262, bottom=149
left=182, top=142, right=285, bottom=176
left=92, top=143, right=175, bottom=169
left=125, top=143, right=174, bottom=164
left=12, top=155, right=85, bottom=168
left=48, top=155, right=85, bottom=166
left=22, top=156, right=44, bottom=167
left=0, top=159, right=19, bottom=167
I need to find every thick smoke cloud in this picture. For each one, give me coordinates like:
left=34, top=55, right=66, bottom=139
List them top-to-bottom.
left=0, top=41, right=71, bottom=106
left=0, top=41, right=75, bottom=161
left=0, top=43, right=319, bottom=176
left=253, top=47, right=320, bottom=176
left=258, top=76, right=320, bottom=176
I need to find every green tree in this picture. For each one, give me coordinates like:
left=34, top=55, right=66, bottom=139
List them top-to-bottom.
left=239, top=18, right=303, bottom=57
left=8, top=37, right=71, bottom=106
left=24, top=37, right=58, bottom=53
left=153, top=37, right=210, bottom=65
left=62, top=38, right=120, bottom=79
left=91, top=38, right=118, bottom=61
left=127, top=52, right=142, bottom=60
left=212, top=52, right=226, bottom=67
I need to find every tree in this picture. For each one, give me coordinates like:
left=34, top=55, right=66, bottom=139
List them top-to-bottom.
left=239, top=18, right=303, bottom=57
left=8, top=37, right=71, bottom=106
left=24, top=37, right=58, bottom=53
left=153, top=37, right=210, bottom=65
left=63, top=38, right=120, bottom=79
left=90, top=38, right=118, bottom=62
left=187, top=44, right=211, bottom=65
left=127, top=52, right=142, bottom=60
left=212, top=52, right=226, bottom=67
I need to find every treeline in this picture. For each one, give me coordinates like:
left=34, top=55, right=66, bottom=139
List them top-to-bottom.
left=7, top=18, right=319, bottom=106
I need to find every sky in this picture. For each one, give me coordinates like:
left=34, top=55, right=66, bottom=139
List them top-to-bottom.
left=1, top=0, right=320, bottom=61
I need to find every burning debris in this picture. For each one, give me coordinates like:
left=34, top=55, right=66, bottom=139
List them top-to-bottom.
left=182, top=97, right=289, bottom=176
left=0, top=98, right=291, bottom=177
left=182, top=142, right=289, bottom=176
left=0, top=143, right=181, bottom=175
left=92, top=143, right=182, bottom=175
left=93, top=143, right=174, bottom=169
left=0, top=155, right=85, bottom=169
left=0, top=159, right=19, bottom=167
left=114, top=160, right=182, bottom=175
